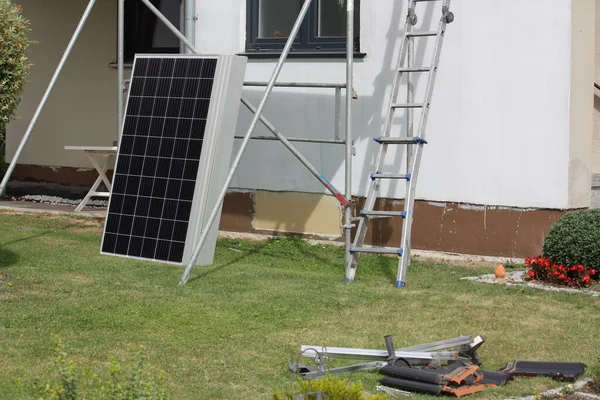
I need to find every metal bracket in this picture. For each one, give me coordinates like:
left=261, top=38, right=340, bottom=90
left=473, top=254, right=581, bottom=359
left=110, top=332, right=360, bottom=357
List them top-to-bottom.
left=407, top=10, right=418, bottom=25
left=122, top=79, right=130, bottom=94
left=376, top=385, right=413, bottom=398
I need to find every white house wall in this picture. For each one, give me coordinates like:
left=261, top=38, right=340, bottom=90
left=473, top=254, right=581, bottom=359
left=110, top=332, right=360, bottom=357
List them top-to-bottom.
left=6, top=0, right=592, bottom=211
left=196, top=0, right=581, bottom=209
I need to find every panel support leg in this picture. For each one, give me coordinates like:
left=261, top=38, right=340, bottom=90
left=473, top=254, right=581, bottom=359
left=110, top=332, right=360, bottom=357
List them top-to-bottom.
left=178, top=0, right=316, bottom=286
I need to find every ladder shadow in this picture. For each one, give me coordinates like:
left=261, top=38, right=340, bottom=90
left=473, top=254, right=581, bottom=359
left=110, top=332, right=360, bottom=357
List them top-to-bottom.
left=356, top=0, right=437, bottom=248
left=185, top=234, right=335, bottom=283
left=184, top=241, right=270, bottom=283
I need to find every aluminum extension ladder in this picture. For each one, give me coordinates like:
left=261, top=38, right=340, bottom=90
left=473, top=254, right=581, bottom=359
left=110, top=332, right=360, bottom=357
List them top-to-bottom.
left=345, top=0, right=454, bottom=288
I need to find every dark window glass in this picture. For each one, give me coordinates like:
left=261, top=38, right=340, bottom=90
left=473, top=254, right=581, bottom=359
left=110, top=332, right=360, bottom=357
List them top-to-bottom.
left=123, top=0, right=182, bottom=63
left=246, top=0, right=360, bottom=53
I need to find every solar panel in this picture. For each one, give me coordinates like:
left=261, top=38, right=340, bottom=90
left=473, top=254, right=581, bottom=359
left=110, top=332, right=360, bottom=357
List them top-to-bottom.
left=101, top=54, right=247, bottom=266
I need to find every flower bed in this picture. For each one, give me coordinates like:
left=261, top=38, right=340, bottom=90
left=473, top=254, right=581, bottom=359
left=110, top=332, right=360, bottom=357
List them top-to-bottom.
left=524, top=256, right=599, bottom=288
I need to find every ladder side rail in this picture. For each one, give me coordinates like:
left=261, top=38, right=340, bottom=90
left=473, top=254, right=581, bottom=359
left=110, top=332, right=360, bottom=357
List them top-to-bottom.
left=345, top=0, right=418, bottom=282
left=397, top=0, right=452, bottom=285
left=406, top=33, right=414, bottom=251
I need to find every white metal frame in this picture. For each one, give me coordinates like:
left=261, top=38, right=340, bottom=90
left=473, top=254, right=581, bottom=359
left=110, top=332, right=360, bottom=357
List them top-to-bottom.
left=0, top=0, right=356, bottom=286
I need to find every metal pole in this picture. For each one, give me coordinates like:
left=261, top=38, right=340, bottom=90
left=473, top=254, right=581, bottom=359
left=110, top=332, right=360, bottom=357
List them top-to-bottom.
left=0, top=0, right=98, bottom=197
left=117, top=0, right=124, bottom=139
left=179, top=0, right=316, bottom=286
left=179, top=0, right=185, bottom=54
left=184, top=0, right=195, bottom=54
left=344, top=0, right=355, bottom=272
left=244, top=82, right=346, bottom=89
left=334, top=87, right=341, bottom=141
left=240, top=97, right=349, bottom=206
left=233, top=135, right=345, bottom=145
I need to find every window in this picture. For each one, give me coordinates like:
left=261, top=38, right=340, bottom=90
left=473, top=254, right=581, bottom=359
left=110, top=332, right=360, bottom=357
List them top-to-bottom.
left=124, top=0, right=182, bottom=63
left=246, top=0, right=360, bottom=54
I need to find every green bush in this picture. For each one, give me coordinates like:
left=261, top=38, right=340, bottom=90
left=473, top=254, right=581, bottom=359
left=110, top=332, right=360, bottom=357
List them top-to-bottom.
left=0, top=0, right=35, bottom=170
left=0, top=0, right=34, bottom=124
left=542, top=209, right=600, bottom=269
left=40, top=336, right=168, bottom=400
left=272, top=375, right=387, bottom=400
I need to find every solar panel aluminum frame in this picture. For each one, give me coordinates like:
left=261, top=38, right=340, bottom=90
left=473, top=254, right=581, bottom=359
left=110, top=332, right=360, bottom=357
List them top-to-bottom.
left=100, top=53, right=247, bottom=266
left=181, top=54, right=247, bottom=266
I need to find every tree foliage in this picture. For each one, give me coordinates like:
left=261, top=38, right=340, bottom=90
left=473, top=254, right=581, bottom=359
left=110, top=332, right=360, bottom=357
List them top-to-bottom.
left=0, top=0, right=34, bottom=142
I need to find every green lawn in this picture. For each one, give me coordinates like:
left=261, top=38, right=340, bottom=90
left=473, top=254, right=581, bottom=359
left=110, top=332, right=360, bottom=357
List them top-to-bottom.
left=0, top=211, right=599, bottom=399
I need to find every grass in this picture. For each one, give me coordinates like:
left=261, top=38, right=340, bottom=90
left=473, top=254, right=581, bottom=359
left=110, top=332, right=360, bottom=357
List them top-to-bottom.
left=0, top=210, right=599, bottom=399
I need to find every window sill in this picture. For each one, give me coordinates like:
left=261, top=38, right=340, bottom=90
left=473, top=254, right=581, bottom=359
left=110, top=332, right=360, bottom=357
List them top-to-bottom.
left=238, top=51, right=367, bottom=60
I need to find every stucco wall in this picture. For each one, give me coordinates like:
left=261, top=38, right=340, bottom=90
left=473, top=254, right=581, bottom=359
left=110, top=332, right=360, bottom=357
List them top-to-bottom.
left=6, top=0, right=593, bottom=211
left=6, top=0, right=124, bottom=170
left=203, top=0, right=581, bottom=209
left=569, top=0, right=594, bottom=207
left=595, top=0, right=600, bottom=174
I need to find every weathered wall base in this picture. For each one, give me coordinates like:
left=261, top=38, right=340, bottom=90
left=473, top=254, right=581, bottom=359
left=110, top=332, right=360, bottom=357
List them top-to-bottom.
left=6, top=164, right=569, bottom=259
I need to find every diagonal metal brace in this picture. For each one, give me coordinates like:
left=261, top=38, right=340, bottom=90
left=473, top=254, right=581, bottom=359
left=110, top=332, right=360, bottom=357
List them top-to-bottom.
left=240, top=97, right=350, bottom=207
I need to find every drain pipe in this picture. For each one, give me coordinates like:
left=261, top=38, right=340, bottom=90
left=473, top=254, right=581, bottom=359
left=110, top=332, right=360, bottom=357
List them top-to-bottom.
left=184, top=0, right=195, bottom=54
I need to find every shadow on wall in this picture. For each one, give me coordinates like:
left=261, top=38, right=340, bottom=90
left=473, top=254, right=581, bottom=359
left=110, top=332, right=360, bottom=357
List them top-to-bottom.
left=229, top=0, right=439, bottom=245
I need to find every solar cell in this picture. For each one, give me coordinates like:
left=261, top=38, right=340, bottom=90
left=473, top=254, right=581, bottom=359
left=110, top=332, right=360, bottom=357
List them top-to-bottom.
left=101, top=54, right=247, bottom=265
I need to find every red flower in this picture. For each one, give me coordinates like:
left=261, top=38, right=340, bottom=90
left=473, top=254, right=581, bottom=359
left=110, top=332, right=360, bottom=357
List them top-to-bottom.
left=525, top=257, right=532, bottom=265
left=590, top=269, right=596, bottom=275
left=528, top=271, right=535, bottom=278
left=559, top=274, right=565, bottom=280
left=583, top=275, right=590, bottom=283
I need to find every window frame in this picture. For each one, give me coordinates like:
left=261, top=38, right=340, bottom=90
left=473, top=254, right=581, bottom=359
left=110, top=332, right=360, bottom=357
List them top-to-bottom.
left=245, top=0, right=360, bottom=53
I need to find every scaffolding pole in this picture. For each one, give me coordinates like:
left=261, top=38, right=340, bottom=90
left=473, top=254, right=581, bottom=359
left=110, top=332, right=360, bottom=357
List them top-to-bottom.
left=117, top=0, right=124, bottom=137
left=345, top=0, right=355, bottom=276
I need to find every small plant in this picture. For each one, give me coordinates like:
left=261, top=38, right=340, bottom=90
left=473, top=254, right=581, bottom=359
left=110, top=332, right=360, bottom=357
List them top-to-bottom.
left=542, top=210, right=600, bottom=269
left=524, top=256, right=598, bottom=288
left=41, top=335, right=168, bottom=400
left=590, top=358, right=600, bottom=392
left=272, top=375, right=387, bottom=400
left=561, top=383, right=575, bottom=395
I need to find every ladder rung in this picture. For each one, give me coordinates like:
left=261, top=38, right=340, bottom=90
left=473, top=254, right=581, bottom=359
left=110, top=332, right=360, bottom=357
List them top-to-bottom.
left=413, top=0, right=443, bottom=2
left=407, top=31, right=438, bottom=37
left=399, top=67, right=431, bottom=73
left=392, top=103, right=426, bottom=109
left=373, top=136, right=428, bottom=145
left=370, top=173, right=412, bottom=181
left=360, top=210, right=407, bottom=218
left=350, top=247, right=403, bottom=256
